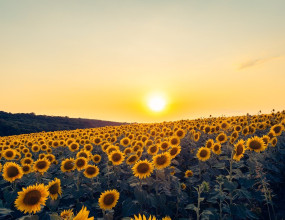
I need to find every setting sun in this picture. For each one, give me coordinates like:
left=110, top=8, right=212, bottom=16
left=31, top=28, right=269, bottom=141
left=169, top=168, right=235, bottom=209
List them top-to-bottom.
left=147, top=95, right=166, bottom=112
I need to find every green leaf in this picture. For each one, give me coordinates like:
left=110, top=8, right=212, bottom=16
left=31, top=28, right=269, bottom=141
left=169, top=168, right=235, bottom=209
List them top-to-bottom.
left=185, top=204, right=197, bottom=211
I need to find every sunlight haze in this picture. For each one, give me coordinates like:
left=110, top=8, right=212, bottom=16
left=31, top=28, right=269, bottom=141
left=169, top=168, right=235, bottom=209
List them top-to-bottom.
left=1, top=0, right=285, bottom=122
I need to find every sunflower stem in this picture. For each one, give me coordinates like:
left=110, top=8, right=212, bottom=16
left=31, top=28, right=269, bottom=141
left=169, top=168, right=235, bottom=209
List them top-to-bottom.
left=229, top=148, right=234, bottom=205
left=198, top=161, right=202, bottom=180
left=76, top=172, right=80, bottom=191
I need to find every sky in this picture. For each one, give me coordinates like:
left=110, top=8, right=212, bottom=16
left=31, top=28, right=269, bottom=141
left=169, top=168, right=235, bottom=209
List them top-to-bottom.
left=1, top=0, right=285, bottom=123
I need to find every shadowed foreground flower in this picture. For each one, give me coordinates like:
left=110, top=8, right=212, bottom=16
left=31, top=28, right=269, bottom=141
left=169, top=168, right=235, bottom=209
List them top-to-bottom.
left=132, top=160, right=154, bottom=179
left=47, top=178, right=62, bottom=200
left=14, top=183, right=49, bottom=214
left=98, top=189, right=120, bottom=210
left=73, top=206, right=94, bottom=220
left=131, top=214, right=157, bottom=220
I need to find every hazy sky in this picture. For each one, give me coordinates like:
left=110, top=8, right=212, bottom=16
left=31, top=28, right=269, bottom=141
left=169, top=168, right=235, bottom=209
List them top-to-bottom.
left=1, top=0, right=285, bottom=123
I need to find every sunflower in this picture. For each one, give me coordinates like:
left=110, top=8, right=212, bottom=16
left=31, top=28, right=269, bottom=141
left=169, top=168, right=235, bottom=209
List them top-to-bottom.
left=270, top=124, right=284, bottom=136
left=234, top=125, right=242, bottom=133
left=242, top=127, right=249, bottom=136
left=175, top=129, right=186, bottom=138
left=231, top=131, right=239, bottom=140
left=267, top=131, right=274, bottom=140
left=193, top=132, right=200, bottom=142
left=216, top=133, right=227, bottom=144
left=261, top=135, right=270, bottom=147
left=169, top=136, right=180, bottom=146
left=246, top=136, right=266, bottom=152
left=93, top=137, right=102, bottom=145
left=120, top=137, right=131, bottom=147
left=270, top=137, right=278, bottom=147
left=145, top=139, right=153, bottom=148
left=205, top=139, right=214, bottom=148
left=233, top=140, right=245, bottom=161
left=52, top=141, right=60, bottom=148
left=160, top=141, right=170, bottom=151
left=68, top=142, right=79, bottom=152
left=212, top=143, right=222, bottom=155
left=41, top=144, right=48, bottom=151
left=84, top=144, right=93, bottom=152
left=147, top=144, right=159, bottom=155
left=31, top=145, right=40, bottom=153
left=106, top=145, right=119, bottom=155
left=168, top=145, right=181, bottom=158
left=22, top=147, right=30, bottom=154
left=124, top=147, right=133, bottom=155
left=196, top=147, right=211, bottom=161
left=3, top=149, right=17, bottom=160
left=76, top=150, right=90, bottom=159
left=108, top=151, right=125, bottom=165
left=152, top=152, right=171, bottom=170
left=38, top=153, right=46, bottom=160
left=45, top=154, right=56, bottom=163
left=92, top=154, right=101, bottom=164
left=126, top=155, right=139, bottom=165
left=75, top=157, right=88, bottom=171
left=33, top=158, right=51, bottom=174
left=61, top=158, right=76, bottom=173
left=132, top=160, right=154, bottom=179
left=2, top=162, right=23, bottom=182
left=22, top=164, right=32, bottom=174
left=83, top=165, right=99, bottom=178
left=185, top=170, right=193, bottom=178
left=47, top=178, right=62, bottom=200
left=14, top=183, right=49, bottom=214
left=181, top=183, right=186, bottom=190
left=98, top=189, right=120, bottom=210
left=73, top=206, right=94, bottom=220
left=60, top=209, right=74, bottom=220
left=131, top=214, right=157, bottom=220
left=162, top=216, right=171, bottom=220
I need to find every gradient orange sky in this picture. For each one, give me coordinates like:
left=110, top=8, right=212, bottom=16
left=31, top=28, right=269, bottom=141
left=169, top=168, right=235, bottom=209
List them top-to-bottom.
left=1, top=1, right=285, bottom=123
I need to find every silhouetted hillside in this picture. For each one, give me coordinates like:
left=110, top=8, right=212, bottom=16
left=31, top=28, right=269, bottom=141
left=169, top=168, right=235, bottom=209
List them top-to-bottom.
left=0, top=111, right=128, bottom=136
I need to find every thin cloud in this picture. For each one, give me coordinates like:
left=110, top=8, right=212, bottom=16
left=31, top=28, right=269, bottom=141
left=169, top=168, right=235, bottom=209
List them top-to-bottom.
left=238, top=56, right=281, bottom=70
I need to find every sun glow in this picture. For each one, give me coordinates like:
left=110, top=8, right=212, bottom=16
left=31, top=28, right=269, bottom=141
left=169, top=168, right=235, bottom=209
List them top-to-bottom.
left=147, top=95, right=166, bottom=112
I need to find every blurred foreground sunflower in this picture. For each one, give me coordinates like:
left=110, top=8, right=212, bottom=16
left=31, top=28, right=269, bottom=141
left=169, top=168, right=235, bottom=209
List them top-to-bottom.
left=73, top=206, right=94, bottom=220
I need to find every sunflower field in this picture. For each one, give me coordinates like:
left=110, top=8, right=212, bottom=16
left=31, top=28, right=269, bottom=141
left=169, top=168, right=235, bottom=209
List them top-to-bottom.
left=0, top=111, right=285, bottom=220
